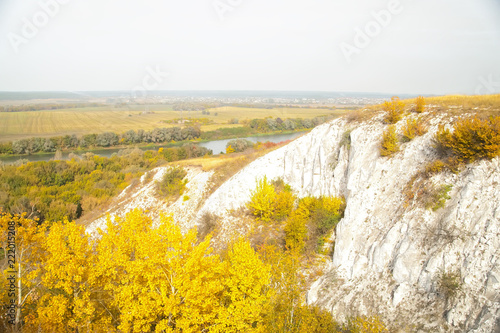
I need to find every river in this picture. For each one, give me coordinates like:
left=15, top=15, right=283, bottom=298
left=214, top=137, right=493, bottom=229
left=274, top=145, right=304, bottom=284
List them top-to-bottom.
left=0, top=132, right=306, bottom=165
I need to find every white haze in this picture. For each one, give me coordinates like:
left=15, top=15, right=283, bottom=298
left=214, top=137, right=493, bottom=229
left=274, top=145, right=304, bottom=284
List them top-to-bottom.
left=0, top=0, right=499, bottom=95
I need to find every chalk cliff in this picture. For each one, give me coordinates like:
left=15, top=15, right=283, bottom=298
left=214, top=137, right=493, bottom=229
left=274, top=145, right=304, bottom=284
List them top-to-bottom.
left=88, top=109, right=500, bottom=332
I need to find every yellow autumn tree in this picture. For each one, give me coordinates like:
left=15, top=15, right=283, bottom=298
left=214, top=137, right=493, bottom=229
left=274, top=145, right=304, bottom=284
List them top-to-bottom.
left=226, top=145, right=235, bottom=154
left=248, top=176, right=277, bottom=222
left=273, top=190, right=295, bottom=221
left=284, top=204, right=310, bottom=253
left=94, top=209, right=272, bottom=333
left=94, top=210, right=223, bottom=332
left=0, top=211, right=44, bottom=332
left=25, top=220, right=112, bottom=333
left=214, top=239, right=271, bottom=332
left=259, top=245, right=338, bottom=333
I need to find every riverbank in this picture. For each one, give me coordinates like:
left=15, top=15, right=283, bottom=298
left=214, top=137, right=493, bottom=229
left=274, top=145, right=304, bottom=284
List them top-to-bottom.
left=0, top=130, right=309, bottom=164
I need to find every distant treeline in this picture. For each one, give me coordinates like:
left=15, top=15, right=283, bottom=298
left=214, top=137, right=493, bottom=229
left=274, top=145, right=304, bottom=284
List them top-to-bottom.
left=172, top=102, right=222, bottom=111
left=0, top=103, right=103, bottom=112
left=224, top=103, right=336, bottom=110
left=0, top=116, right=332, bottom=156
left=200, top=116, right=330, bottom=141
left=246, top=116, right=328, bottom=131
left=0, top=126, right=202, bottom=155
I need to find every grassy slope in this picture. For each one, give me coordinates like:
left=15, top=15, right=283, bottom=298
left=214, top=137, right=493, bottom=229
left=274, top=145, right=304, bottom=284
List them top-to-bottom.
left=0, top=105, right=344, bottom=142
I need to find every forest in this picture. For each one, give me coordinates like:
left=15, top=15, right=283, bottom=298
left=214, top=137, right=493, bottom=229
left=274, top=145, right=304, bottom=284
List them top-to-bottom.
left=0, top=145, right=211, bottom=223
left=0, top=180, right=387, bottom=332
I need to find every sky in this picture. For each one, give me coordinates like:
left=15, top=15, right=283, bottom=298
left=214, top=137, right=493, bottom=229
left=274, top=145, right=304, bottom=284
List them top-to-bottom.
left=0, top=0, right=499, bottom=95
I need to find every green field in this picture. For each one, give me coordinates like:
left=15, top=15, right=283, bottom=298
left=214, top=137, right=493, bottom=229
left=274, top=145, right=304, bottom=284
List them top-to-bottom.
left=0, top=105, right=346, bottom=142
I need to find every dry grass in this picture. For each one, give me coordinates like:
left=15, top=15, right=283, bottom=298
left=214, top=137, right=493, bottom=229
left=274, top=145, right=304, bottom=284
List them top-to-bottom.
left=359, top=94, right=500, bottom=122
left=425, top=94, right=500, bottom=110
left=0, top=105, right=346, bottom=142
left=344, top=109, right=380, bottom=123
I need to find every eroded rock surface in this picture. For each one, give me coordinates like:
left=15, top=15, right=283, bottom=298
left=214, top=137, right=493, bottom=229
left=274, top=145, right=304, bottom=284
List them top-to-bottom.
left=88, top=112, right=500, bottom=332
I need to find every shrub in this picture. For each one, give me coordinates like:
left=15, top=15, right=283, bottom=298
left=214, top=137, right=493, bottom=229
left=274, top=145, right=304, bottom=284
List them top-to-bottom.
left=383, top=96, right=405, bottom=124
left=415, top=96, right=425, bottom=113
left=435, top=116, right=500, bottom=163
left=401, top=117, right=427, bottom=142
left=380, top=125, right=399, bottom=157
left=340, top=130, right=352, bottom=149
left=227, top=138, right=254, bottom=153
left=226, top=145, right=235, bottom=154
left=425, top=160, right=445, bottom=175
left=156, top=166, right=188, bottom=199
left=248, top=176, right=277, bottom=222
left=430, top=184, right=453, bottom=211
left=274, top=190, right=296, bottom=221
left=284, top=196, right=345, bottom=255
left=306, top=196, right=345, bottom=253
left=284, top=205, right=309, bottom=253
left=197, top=212, right=220, bottom=241
left=437, top=270, right=462, bottom=302
left=343, top=316, right=389, bottom=333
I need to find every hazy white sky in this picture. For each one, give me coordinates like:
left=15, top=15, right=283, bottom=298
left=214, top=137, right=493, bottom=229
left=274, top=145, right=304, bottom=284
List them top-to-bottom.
left=0, top=0, right=499, bottom=94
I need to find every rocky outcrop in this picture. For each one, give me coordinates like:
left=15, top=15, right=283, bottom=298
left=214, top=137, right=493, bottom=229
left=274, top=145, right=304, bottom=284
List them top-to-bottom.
left=88, top=110, right=500, bottom=332
left=195, top=112, right=500, bottom=332
left=87, top=167, right=214, bottom=235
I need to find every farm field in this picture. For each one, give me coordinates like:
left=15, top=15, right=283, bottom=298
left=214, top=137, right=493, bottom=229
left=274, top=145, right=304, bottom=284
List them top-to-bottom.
left=0, top=105, right=346, bottom=142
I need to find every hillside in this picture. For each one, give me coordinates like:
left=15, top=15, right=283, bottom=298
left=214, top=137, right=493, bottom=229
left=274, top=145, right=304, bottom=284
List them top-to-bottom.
left=86, top=95, right=500, bottom=332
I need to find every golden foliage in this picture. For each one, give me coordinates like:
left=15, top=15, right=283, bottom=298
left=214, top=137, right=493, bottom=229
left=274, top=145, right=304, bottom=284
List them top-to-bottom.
left=425, top=94, right=500, bottom=110
left=383, top=96, right=405, bottom=124
left=415, top=96, right=425, bottom=113
left=435, top=116, right=500, bottom=163
left=402, top=117, right=427, bottom=142
left=380, top=125, right=399, bottom=157
left=226, top=144, right=235, bottom=154
left=425, top=159, right=446, bottom=175
left=248, top=176, right=277, bottom=222
left=273, top=190, right=295, bottom=221
left=284, top=204, right=310, bottom=253
left=1, top=210, right=275, bottom=332
left=0, top=211, right=44, bottom=332
left=30, top=221, right=107, bottom=332
left=215, top=239, right=271, bottom=332
left=258, top=245, right=338, bottom=333
left=344, top=316, right=389, bottom=333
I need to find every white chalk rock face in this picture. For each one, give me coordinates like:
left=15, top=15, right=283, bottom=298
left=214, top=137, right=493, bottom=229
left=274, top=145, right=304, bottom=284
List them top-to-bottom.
left=196, top=114, right=500, bottom=332
left=86, top=167, right=214, bottom=235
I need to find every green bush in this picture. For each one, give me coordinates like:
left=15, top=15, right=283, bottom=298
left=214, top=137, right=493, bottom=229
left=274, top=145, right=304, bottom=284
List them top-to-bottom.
left=156, top=166, right=188, bottom=199
left=430, top=184, right=453, bottom=211
left=437, top=270, right=462, bottom=302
